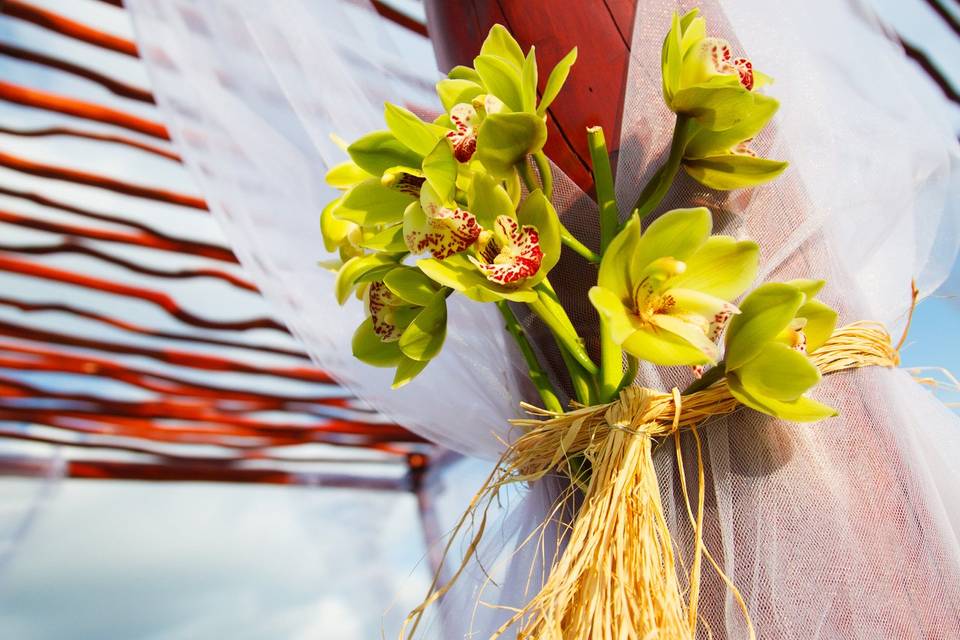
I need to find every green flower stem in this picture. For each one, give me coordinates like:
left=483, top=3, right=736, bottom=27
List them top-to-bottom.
left=632, top=114, right=693, bottom=220
left=586, top=126, right=619, bottom=254
left=587, top=126, right=624, bottom=403
left=532, top=151, right=554, bottom=200
left=517, top=157, right=600, bottom=265
left=517, top=157, right=539, bottom=194
left=559, top=225, right=600, bottom=264
left=530, top=283, right=598, bottom=376
left=496, top=301, right=564, bottom=413
left=597, top=320, right=622, bottom=403
left=558, top=342, right=597, bottom=405
left=618, top=355, right=639, bottom=392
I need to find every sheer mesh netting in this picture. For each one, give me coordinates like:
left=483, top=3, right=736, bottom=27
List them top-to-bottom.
left=127, top=0, right=960, bottom=637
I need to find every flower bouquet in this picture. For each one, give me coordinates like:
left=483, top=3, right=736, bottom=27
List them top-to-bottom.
left=321, top=10, right=899, bottom=639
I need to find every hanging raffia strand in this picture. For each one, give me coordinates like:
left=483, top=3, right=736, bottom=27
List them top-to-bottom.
left=402, top=322, right=900, bottom=640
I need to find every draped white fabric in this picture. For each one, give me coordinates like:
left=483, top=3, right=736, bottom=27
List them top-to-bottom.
left=127, top=0, right=960, bottom=637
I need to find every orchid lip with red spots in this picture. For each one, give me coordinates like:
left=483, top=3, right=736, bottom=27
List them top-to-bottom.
left=447, top=103, right=478, bottom=163
left=404, top=204, right=480, bottom=260
left=469, top=215, right=544, bottom=286
left=367, top=281, right=405, bottom=342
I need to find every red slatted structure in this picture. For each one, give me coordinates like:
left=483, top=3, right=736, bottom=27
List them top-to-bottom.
left=0, top=0, right=438, bottom=492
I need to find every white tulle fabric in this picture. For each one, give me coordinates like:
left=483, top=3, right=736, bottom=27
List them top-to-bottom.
left=126, top=0, right=960, bottom=637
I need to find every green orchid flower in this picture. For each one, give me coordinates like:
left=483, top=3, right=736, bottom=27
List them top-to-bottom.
left=662, top=9, right=773, bottom=131
left=434, top=25, right=576, bottom=179
left=679, top=81, right=787, bottom=190
left=402, top=182, right=481, bottom=260
left=416, top=188, right=561, bottom=303
left=589, top=207, right=759, bottom=366
left=351, top=267, right=450, bottom=388
left=723, top=280, right=839, bottom=421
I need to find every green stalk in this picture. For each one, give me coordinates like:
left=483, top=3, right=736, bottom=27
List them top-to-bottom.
left=632, top=114, right=693, bottom=220
left=586, top=126, right=619, bottom=254
left=586, top=126, right=624, bottom=402
left=532, top=151, right=554, bottom=200
left=517, top=157, right=600, bottom=264
left=517, top=157, right=539, bottom=194
left=559, top=225, right=600, bottom=264
left=530, top=284, right=598, bottom=376
left=496, top=301, right=564, bottom=413
left=558, top=343, right=596, bottom=405
left=618, top=355, right=639, bottom=392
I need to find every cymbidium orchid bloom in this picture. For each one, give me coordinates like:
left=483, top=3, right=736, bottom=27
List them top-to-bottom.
left=662, top=9, right=773, bottom=131
left=680, top=88, right=788, bottom=190
left=445, top=96, right=505, bottom=164
left=403, top=183, right=481, bottom=260
left=416, top=189, right=561, bottom=303
left=589, top=207, right=759, bottom=366
left=470, top=215, right=544, bottom=285
left=352, top=267, right=450, bottom=388
left=367, top=280, right=417, bottom=342
left=723, top=280, right=839, bottom=421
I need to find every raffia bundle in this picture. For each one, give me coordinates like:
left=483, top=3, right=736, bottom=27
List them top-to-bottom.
left=403, top=323, right=900, bottom=639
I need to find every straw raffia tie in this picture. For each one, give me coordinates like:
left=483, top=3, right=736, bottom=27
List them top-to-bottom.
left=403, top=322, right=899, bottom=640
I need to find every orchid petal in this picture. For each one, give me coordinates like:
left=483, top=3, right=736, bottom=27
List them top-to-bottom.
left=672, top=236, right=759, bottom=299
left=622, top=325, right=714, bottom=366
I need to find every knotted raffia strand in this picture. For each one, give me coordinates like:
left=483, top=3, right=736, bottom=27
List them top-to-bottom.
left=401, top=323, right=899, bottom=640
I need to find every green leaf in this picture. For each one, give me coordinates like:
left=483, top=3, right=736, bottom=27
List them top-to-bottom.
left=480, top=24, right=525, bottom=70
left=521, top=47, right=538, bottom=112
left=538, top=47, right=577, bottom=117
left=474, top=54, right=523, bottom=111
left=448, top=65, right=482, bottom=84
left=436, top=79, right=484, bottom=113
left=671, top=83, right=760, bottom=130
left=684, top=94, right=780, bottom=158
left=384, top=103, right=447, bottom=156
left=476, top=112, right=547, bottom=178
left=347, top=130, right=423, bottom=176
left=422, top=139, right=457, bottom=202
left=683, top=154, right=789, bottom=190
left=325, top=160, right=372, bottom=189
left=336, top=179, right=414, bottom=226
left=321, top=197, right=354, bottom=253
left=632, top=207, right=712, bottom=282
left=598, top=215, right=641, bottom=300
left=360, top=224, right=407, bottom=252
left=672, top=236, right=759, bottom=300
left=334, top=254, right=398, bottom=304
left=416, top=255, right=537, bottom=303
left=383, top=267, right=439, bottom=306
left=725, top=283, right=805, bottom=370
left=398, top=291, right=448, bottom=361
left=797, top=299, right=838, bottom=353
left=352, top=318, right=402, bottom=367
left=737, top=342, right=821, bottom=402
left=392, top=356, right=430, bottom=388
left=727, top=374, right=838, bottom=422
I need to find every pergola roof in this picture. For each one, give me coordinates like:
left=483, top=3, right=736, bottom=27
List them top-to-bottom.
left=0, top=0, right=437, bottom=489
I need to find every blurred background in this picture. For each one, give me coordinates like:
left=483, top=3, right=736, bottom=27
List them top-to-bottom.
left=0, top=1, right=956, bottom=638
